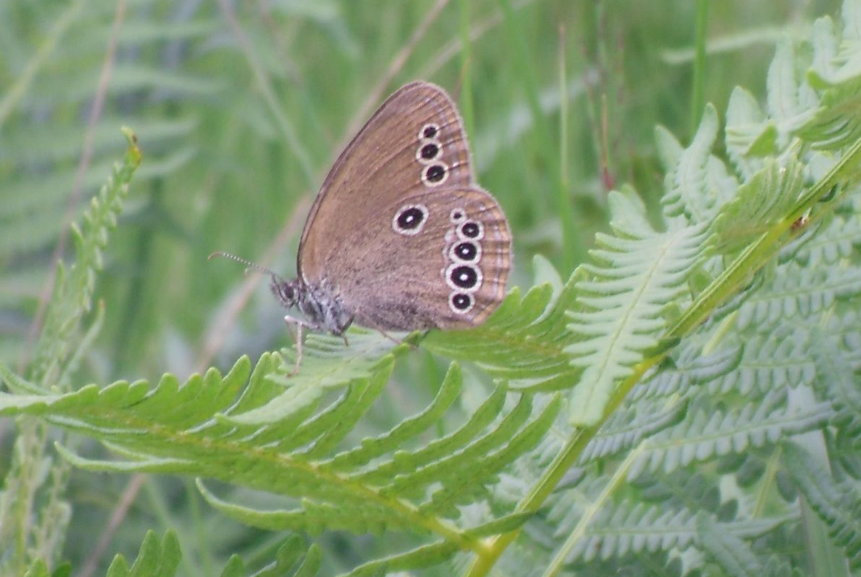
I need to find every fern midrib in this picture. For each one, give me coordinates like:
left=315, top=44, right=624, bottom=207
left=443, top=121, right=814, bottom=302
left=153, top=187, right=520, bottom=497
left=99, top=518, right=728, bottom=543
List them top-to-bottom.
left=669, top=136, right=861, bottom=339
left=573, top=228, right=685, bottom=406
left=743, top=269, right=858, bottom=307
left=471, top=325, right=573, bottom=361
left=69, top=404, right=491, bottom=554
left=544, top=443, right=648, bottom=577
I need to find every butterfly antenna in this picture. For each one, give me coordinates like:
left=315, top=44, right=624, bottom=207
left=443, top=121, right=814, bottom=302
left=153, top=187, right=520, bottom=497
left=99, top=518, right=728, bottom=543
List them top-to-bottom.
left=208, top=251, right=283, bottom=280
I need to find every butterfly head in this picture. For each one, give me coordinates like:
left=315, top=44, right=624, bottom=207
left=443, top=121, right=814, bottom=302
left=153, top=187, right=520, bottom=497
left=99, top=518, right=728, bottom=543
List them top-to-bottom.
left=209, top=250, right=303, bottom=307
left=270, top=277, right=303, bottom=309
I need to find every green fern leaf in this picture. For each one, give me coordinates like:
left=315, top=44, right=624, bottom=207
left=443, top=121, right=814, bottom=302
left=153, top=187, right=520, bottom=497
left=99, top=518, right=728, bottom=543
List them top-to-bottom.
left=802, top=12, right=861, bottom=148
left=765, top=41, right=818, bottom=140
left=725, top=86, right=778, bottom=171
left=660, top=105, right=738, bottom=223
left=28, top=129, right=141, bottom=386
left=713, top=158, right=804, bottom=255
left=567, top=189, right=709, bottom=426
left=789, top=210, right=861, bottom=266
left=423, top=255, right=582, bottom=393
left=735, top=261, right=861, bottom=332
left=810, top=327, right=861, bottom=426
left=709, top=329, right=815, bottom=396
left=229, top=331, right=400, bottom=426
left=631, top=342, right=742, bottom=401
left=1, top=354, right=548, bottom=548
left=326, top=362, right=462, bottom=471
left=351, top=376, right=507, bottom=485
left=628, top=391, right=832, bottom=478
left=418, top=394, right=561, bottom=517
left=578, top=398, right=686, bottom=465
left=781, top=441, right=861, bottom=570
left=568, top=502, right=781, bottom=563
left=697, top=512, right=763, bottom=577
left=104, top=530, right=181, bottom=577
left=342, top=540, right=460, bottom=577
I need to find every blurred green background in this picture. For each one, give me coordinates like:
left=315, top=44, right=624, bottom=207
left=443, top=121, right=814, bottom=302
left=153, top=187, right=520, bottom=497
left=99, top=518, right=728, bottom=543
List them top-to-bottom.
left=0, top=0, right=842, bottom=573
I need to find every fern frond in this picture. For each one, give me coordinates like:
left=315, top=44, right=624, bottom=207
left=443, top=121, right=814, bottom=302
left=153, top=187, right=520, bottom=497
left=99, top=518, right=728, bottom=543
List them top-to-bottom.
left=801, top=12, right=861, bottom=149
left=764, top=40, right=819, bottom=142
left=725, top=86, right=778, bottom=177
left=660, top=105, right=738, bottom=224
left=28, top=129, right=142, bottom=387
left=0, top=133, right=141, bottom=577
left=713, top=158, right=804, bottom=255
left=566, top=189, right=709, bottom=425
left=787, top=210, right=861, bottom=266
left=423, top=255, right=582, bottom=393
left=735, top=261, right=861, bottom=332
left=811, top=326, right=861, bottom=417
left=810, top=327, right=861, bottom=451
left=709, top=328, right=815, bottom=396
left=249, top=330, right=402, bottom=425
left=630, top=342, right=743, bottom=401
left=0, top=354, right=554, bottom=552
left=325, top=363, right=461, bottom=470
left=628, top=391, right=832, bottom=479
left=577, top=398, right=686, bottom=465
left=781, top=441, right=861, bottom=570
left=631, top=470, right=723, bottom=512
left=566, top=502, right=781, bottom=564
left=697, top=513, right=764, bottom=577
left=28, top=529, right=320, bottom=577
left=104, top=530, right=181, bottom=577
left=251, top=536, right=321, bottom=577
left=343, top=540, right=459, bottom=577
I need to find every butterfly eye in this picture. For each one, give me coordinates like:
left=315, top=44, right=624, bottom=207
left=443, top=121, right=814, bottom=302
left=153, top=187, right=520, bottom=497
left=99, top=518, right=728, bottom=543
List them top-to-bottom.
left=420, top=123, right=440, bottom=139
left=418, top=142, right=442, bottom=161
left=422, top=163, right=449, bottom=186
left=392, top=204, right=429, bottom=236
left=450, top=208, right=467, bottom=224
left=457, top=220, right=483, bottom=240
left=450, top=241, right=480, bottom=262
left=446, top=263, right=481, bottom=291
left=449, top=292, right=474, bottom=313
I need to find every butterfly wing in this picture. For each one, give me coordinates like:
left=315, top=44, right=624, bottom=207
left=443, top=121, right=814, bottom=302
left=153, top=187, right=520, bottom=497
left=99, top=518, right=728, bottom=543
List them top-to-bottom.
left=298, top=82, right=474, bottom=285
left=329, top=185, right=511, bottom=330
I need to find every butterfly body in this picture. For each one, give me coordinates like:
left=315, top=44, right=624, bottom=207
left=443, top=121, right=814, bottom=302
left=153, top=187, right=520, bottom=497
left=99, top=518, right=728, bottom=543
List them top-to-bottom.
left=271, top=82, right=511, bottom=335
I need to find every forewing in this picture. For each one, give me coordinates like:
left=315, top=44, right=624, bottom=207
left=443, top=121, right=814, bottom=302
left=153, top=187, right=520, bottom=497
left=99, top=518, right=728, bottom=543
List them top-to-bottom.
left=299, top=82, right=474, bottom=284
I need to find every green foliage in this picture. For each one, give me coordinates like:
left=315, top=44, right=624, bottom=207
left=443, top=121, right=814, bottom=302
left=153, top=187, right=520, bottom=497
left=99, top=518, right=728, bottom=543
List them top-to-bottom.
left=3, top=1, right=861, bottom=577
left=566, top=191, right=709, bottom=425
left=424, top=255, right=582, bottom=393
left=781, top=442, right=861, bottom=570
left=22, top=530, right=322, bottom=577
left=104, top=530, right=181, bottom=577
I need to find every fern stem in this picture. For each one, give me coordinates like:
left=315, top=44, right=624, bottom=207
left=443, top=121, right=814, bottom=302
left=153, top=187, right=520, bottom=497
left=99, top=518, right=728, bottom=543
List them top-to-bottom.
left=690, top=0, right=709, bottom=134
left=556, top=24, right=579, bottom=275
left=669, top=137, right=861, bottom=340
left=464, top=427, right=593, bottom=576
left=543, top=442, right=648, bottom=577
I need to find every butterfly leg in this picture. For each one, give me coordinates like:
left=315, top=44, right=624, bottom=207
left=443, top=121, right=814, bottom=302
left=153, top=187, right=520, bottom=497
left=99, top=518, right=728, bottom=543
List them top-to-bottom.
left=283, top=314, right=316, bottom=376
left=358, top=318, right=419, bottom=351
left=378, top=328, right=424, bottom=351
